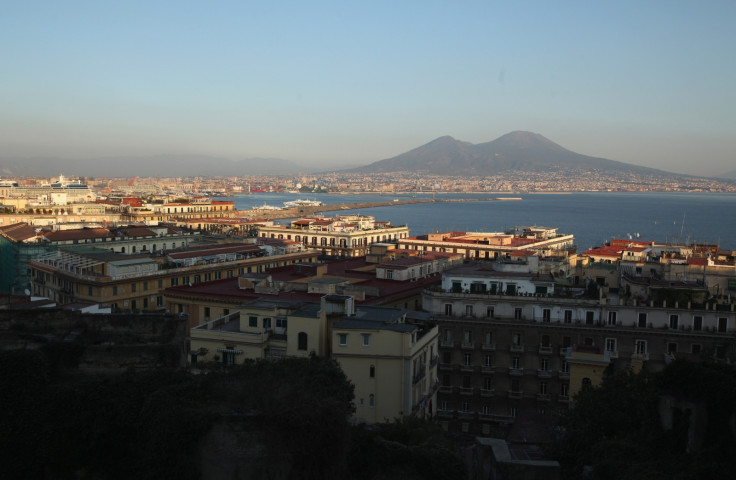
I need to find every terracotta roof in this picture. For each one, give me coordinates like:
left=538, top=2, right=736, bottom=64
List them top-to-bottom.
left=0, top=223, right=39, bottom=242
left=114, top=227, right=157, bottom=238
left=44, top=228, right=115, bottom=242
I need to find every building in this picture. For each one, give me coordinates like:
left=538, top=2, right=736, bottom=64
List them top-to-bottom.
left=256, top=215, right=411, bottom=257
left=0, top=222, right=199, bottom=294
left=398, top=226, right=575, bottom=260
left=28, top=242, right=320, bottom=310
left=422, top=259, right=735, bottom=437
left=189, top=294, right=439, bottom=424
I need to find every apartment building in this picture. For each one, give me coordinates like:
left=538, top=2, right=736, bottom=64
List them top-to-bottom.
left=256, top=215, right=411, bottom=257
left=398, top=226, right=575, bottom=260
left=28, top=243, right=319, bottom=310
left=423, top=261, right=735, bottom=437
left=189, top=294, right=439, bottom=424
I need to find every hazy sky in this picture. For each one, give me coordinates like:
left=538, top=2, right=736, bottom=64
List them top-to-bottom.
left=1, top=1, right=734, bottom=175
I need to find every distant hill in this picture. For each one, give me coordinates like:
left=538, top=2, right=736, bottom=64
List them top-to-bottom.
left=348, top=131, right=670, bottom=176
left=0, top=155, right=306, bottom=177
left=716, top=169, right=736, bottom=180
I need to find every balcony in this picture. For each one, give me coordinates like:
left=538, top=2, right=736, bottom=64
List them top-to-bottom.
left=440, top=339, right=454, bottom=348
left=461, top=341, right=475, bottom=351
left=481, top=343, right=496, bottom=352
left=510, top=344, right=524, bottom=353
left=538, top=345, right=553, bottom=355
left=559, top=347, right=570, bottom=356
left=607, top=350, right=619, bottom=359
left=632, top=352, right=649, bottom=361
left=438, top=362, right=454, bottom=371
left=460, top=364, right=475, bottom=372
left=481, top=365, right=495, bottom=374
left=508, top=367, right=524, bottom=376
left=537, top=369, right=552, bottom=379
left=558, top=370, right=570, bottom=380
left=439, top=386, right=453, bottom=394
left=459, top=387, right=474, bottom=396
left=480, top=388, right=495, bottom=397
left=507, top=390, right=523, bottom=400
left=536, top=393, right=552, bottom=402
left=557, top=395, right=570, bottom=403
left=436, top=409, right=454, bottom=418
left=458, top=410, right=475, bottom=420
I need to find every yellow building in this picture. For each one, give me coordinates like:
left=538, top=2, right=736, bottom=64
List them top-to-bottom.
left=189, top=294, right=439, bottom=424
left=332, top=306, right=439, bottom=423
left=565, top=345, right=611, bottom=398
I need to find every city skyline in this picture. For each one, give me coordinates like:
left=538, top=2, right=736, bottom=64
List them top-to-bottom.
left=2, top=1, right=735, bottom=176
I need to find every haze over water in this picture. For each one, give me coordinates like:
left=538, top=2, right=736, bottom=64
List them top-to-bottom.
left=227, top=192, right=736, bottom=251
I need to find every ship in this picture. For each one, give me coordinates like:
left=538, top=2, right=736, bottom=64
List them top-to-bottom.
left=283, top=199, right=323, bottom=208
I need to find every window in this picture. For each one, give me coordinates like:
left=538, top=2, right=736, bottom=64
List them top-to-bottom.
left=385, top=269, right=393, bottom=279
left=143, top=281, right=148, bottom=291
left=131, top=283, right=137, bottom=293
left=88, top=286, right=93, bottom=296
left=112, top=286, right=118, bottom=296
left=156, top=296, right=163, bottom=307
left=445, top=304, right=453, bottom=316
left=465, top=305, right=473, bottom=316
left=487, top=306, right=494, bottom=318
left=204, top=307, right=210, bottom=320
left=514, top=308, right=522, bottom=320
left=542, top=309, right=551, bottom=322
left=564, top=310, right=572, bottom=323
left=585, top=311, right=594, bottom=325
left=607, top=311, right=617, bottom=326
left=638, top=313, right=648, bottom=328
left=669, top=314, right=679, bottom=330
left=249, top=316, right=258, bottom=328
left=693, top=316, right=703, bottom=331
left=718, top=317, right=728, bottom=333
left=263, top=318, right=271, bottom=331
left=463, top=330, right=472, bottom=344
left=298, top=332, right=308, bottom=351
left=484, top=332, right=492, bottom=345
left=338, top=333, right=348, bottom=346
left=512, top=333, right=521, bottom=345
left=362, top=334, right=370, bottom=347
left=541, top=334, right=550, bottom=347
left=562, top=336, right=571, bottom=348
left=606, top=338, right=617, bottom=352
left=635, top=340, right=647, bottom=354
left=667, top=342, right=677, bottom=354
left=691, top=344, right=702, bottom=354
left=463, top=354, right=471, bottom=366
left=483, top=354, right=492, bottom=367
left=512, top=356, right=520, bottom=369
left=540, top=358, right=548, bottom=371
left=561, top=360, right=569, bottom=373
left=370, top=365, right=375, bottom=378
left=463, top=375, right=471, bottom=388
left=483, top=377, right=492, bottom=390
left=511, top=378, right=520, bottom=391
left=539, top=381, right=548, bottom=394
left=561, top=383, right=569, bottom=396
left=369, top=394, right=374, bottom=407
left=462, top=402, right=471, bottom=413
left=510, top=407, right=517, bottom=418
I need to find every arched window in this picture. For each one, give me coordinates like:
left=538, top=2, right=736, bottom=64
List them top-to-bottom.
left=298, top=332, right=308, bottom=351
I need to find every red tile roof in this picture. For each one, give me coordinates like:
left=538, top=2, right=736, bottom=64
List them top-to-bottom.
left=0, top=223, right=39, bottom=242
left=44, top=228, right=115, bottom=242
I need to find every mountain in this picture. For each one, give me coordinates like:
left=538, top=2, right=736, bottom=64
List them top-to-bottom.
left=349, top=131, right=667, bottom=176
left=0, top=155, right=306, bottom=178
left=716, top=169, right=736, bottom=180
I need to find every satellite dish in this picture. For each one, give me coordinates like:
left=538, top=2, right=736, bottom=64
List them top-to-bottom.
left=24, top=289, right=31, bottom=296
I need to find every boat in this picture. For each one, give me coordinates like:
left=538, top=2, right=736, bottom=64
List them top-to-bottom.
left=283, top=199, right=323, bottom=208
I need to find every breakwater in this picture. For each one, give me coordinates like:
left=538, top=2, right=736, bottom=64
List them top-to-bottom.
left=235, top=197, right=521, bottom=220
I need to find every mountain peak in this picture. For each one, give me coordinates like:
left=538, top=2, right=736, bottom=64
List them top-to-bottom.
left=492, top=131, right=568, bottom=151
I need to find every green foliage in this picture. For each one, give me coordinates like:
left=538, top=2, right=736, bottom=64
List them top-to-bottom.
left=548, top=361, right=736, bottom=480
left=348, top=419, right=466, bottom=480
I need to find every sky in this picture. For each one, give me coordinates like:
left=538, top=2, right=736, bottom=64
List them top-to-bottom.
left=1, top=1, right=734, bottom=176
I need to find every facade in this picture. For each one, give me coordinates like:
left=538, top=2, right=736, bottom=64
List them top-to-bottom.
left=122, top=199, right=236, bottom=224
left=256, top=215, right=411, bottom=257
left=398, top=226, right=575, bottom=260
left=28, top=243, right=319, bottom=310
left=423, top=260, right=736, bottom=436
left=189, top=294, right=439, bottom=424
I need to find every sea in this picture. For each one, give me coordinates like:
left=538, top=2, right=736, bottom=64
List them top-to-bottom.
left=219, top=192, right=736, bottom=251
